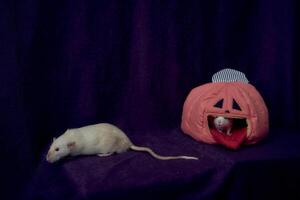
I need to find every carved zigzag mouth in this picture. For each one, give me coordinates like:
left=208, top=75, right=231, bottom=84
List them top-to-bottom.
left=207, top=115, right=248, bottom=135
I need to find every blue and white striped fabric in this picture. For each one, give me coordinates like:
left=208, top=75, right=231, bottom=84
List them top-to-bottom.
left=212, top=68, right=249, bottom=83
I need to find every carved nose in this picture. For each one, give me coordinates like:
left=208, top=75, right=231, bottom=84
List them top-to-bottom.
left=225, top=110, right=230, bottom=113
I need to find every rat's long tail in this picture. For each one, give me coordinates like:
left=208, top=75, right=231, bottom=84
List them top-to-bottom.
left=130, top=145, right=198, bottom=160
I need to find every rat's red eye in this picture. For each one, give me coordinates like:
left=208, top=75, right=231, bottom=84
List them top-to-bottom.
left=55, top=148, right=60, bottom=151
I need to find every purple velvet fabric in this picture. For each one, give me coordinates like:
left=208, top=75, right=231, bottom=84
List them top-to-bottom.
left=1, top=0, right=300, bottom=199
left=27, top=129, right=300, bottom=200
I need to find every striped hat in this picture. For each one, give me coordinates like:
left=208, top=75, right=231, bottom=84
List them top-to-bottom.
left=212, top=68, right=249, bottom=83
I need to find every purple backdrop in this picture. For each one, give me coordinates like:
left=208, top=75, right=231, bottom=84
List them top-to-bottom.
left=1, top=0, right=300, bottom=199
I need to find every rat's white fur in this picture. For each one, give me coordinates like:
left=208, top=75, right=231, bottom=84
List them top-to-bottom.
left=213, top=116, right=233, bottom=135
left=46, top=123, right=198, bottom=163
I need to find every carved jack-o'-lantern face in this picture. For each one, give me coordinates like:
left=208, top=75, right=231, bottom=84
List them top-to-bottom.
left=181, top=69, right=269, bottom=149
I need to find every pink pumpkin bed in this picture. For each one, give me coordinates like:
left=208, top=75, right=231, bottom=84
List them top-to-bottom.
left=181, top=69, right=269, bottom=149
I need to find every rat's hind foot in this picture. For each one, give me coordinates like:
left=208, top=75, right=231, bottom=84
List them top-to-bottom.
left=226, top=129, right=232, bottom=136
left=97, top=153, right=113, bottom=157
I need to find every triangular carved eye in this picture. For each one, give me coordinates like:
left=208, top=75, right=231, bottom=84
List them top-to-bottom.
left=214, top=99, right=224, bottom=108
left=232, top=99, right=242, bottom=111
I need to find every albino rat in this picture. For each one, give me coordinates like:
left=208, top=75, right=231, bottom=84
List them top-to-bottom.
left=213, top=116, right=234, bottom=135
left=46, top=123, right=198, bottom=163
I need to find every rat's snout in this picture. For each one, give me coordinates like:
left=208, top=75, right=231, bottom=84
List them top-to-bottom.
left=215, top=119, right=222, bottom=125
left=46, top=149, right=63, bottom=163
left=46, top=151, right=54, bottom=163
left=46, top=152, right=50, bottom=161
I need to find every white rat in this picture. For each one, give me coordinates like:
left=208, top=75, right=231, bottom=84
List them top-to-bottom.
left=213, top=116, right=234, bottom=136
left=46, top=123, right=198, bottom=163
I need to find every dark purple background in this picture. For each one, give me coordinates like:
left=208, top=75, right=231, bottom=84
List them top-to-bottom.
left=1, top=0, right=300, bottom=199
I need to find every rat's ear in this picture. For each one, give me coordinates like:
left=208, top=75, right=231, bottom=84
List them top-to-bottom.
left=53, top=137, right=56, bottom=142
left=67, top=141, right=76, bottom=150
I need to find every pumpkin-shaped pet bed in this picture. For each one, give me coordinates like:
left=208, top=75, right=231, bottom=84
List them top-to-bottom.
left=181, top=69, right=269, bottom=149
